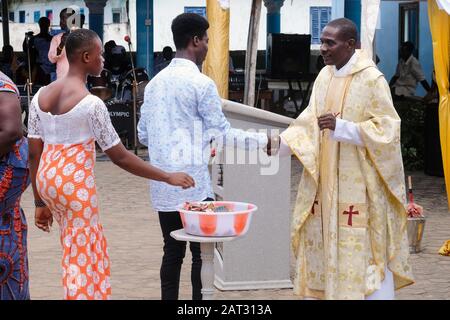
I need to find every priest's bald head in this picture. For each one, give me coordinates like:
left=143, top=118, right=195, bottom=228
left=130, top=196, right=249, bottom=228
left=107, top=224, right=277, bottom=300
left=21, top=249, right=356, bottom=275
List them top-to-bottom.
left=320, top=18, right=358, bottom=69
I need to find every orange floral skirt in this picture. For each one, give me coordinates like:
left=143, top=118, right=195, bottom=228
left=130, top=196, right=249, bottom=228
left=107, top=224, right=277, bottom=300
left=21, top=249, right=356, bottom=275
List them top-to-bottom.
left=37, top=140, right=111, bottom=300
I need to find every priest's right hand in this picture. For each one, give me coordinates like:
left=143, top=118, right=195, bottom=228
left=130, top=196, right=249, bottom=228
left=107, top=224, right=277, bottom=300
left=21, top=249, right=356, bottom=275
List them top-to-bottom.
left=318, top=113, right=338, bottom=131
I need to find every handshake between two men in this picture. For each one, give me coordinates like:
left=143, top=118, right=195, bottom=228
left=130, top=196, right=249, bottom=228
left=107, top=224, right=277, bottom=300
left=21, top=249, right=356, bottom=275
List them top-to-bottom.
left=265, top=113, right=338, bottom=156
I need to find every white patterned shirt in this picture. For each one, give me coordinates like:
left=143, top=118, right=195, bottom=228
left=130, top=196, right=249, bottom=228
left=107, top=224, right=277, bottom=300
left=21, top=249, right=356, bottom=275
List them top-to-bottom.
left=393, top=55, right=426, bottom=97
left=138, top=58, right=268, bottom=212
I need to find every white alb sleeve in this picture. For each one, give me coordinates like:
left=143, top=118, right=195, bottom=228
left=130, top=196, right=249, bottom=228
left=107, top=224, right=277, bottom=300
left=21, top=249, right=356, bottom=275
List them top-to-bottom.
left=330, top=118, right=364, bottom=146
left=279, top=136, right=293, bottom=157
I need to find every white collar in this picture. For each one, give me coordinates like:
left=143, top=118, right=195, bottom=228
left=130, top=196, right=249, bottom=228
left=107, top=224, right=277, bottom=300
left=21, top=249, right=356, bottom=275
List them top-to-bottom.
left=333, top=52, right=358, bottom=77
left=169, top=58, right=200, bottom=72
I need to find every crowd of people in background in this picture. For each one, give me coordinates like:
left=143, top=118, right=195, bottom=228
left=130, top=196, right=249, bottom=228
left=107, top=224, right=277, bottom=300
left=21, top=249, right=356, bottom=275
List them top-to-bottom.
left=0, top=8, right=160, bottom=91
left=0, top=9, right=81, bottom=85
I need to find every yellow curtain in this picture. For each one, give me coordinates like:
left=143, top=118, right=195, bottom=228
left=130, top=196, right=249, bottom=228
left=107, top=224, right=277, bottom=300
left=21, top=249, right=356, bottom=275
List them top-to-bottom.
left=203, top=0, right=230, bottom=99
left=428, top=0, right=450, bottom=208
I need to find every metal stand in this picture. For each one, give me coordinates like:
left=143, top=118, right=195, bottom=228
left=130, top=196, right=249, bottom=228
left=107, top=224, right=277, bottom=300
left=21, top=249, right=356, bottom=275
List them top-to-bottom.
left=24, top=32, right=33, bottom=131
left=126, top=40, right=139, bottom=155
left=270, top=75, right=314, bottom=117
left=170, top=229, right=243, bottom=300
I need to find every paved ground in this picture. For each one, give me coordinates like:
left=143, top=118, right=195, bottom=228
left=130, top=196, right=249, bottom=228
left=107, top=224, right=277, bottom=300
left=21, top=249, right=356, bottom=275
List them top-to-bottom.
left=20, top=155, right=450, bottom=300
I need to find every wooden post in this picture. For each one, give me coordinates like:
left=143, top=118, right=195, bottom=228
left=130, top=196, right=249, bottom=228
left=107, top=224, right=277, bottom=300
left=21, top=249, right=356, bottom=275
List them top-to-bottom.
left=2, top=0, right=10, bottom=47
left=243, top=0, right=262, bottom=107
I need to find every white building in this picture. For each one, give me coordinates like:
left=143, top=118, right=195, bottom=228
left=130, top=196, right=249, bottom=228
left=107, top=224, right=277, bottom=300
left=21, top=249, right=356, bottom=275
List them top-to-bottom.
left=2, top=0, right=332, bottom=51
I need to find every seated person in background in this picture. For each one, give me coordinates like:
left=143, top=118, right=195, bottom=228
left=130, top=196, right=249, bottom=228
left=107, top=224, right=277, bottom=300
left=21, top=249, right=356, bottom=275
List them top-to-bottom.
left=103, top=40, right=117, bottom=71
left=389, top=41, right=431, bottom=99
left=0, top=45, right=18, bottom=80
left=110, top=45, right=130, bottom=77
left=154, top=46, right=174, bottom=75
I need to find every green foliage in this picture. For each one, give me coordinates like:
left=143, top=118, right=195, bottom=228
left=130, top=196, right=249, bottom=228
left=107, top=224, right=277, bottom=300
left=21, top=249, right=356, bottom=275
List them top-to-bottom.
left=394, top=99, right=425, bottom=171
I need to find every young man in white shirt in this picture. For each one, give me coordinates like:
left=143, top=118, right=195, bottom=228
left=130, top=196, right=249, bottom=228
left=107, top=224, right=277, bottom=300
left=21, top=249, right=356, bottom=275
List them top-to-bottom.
left=138, top=13, right=269, bottom=300
left=389, top=41, right=431, bottom=99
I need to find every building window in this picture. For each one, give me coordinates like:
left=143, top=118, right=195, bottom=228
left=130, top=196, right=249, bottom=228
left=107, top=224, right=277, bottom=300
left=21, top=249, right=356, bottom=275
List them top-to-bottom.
left=399, top=2, right=419, bottom=57
left=184, top=6, right=206, bottom=18
left=310, top=7, right=332, bottom=45
left=46, top=9, right=53, bottom=22
left=112, top=9, right=121, bottom=23
left=19, top=10, right=26, bottom=23
left=34, top=11, right=40, bottom=23
left=9, top=12, right=14, bottom=22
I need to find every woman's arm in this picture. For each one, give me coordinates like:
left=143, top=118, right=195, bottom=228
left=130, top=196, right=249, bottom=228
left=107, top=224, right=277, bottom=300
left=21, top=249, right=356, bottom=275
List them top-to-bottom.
left=48, top=34, right=62, bottom=63
left=0, top=93, right=22, bottom=157
left=89, top=99, right=195, bottom=189
left=28, top=137, right=53, bottom=232
left=28, top=138, right=45, bottom=203
left=105, top=143, right=195, bottom=188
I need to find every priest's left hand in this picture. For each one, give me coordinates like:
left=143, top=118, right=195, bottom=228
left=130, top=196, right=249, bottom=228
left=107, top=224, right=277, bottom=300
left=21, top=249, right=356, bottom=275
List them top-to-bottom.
left=318, top=113, right=337, bottom=131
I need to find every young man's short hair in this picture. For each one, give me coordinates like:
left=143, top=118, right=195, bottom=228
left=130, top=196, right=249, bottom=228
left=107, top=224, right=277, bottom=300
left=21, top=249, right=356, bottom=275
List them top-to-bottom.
left=171, top=13, right=209, bottom=50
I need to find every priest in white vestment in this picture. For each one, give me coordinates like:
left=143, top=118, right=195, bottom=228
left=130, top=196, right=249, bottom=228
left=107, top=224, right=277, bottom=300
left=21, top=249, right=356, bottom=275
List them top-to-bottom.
left=271, top=18, right=414, bottom=300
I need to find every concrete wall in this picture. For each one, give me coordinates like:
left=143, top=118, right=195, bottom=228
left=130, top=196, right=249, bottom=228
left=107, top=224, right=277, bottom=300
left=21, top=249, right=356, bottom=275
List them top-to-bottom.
left=332, top=0, right=345, bottom=18
left=375, top=0, right=433, bottom=97
left=418, top=0, right=433, bottom=97
left=376, top=1, right=399, bottom=85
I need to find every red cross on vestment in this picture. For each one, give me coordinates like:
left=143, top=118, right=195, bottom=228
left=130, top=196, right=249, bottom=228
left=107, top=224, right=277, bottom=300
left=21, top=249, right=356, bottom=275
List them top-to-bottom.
left=311, top=200, right=319, bottom=214
left=343, top=205, right=359, bottom=226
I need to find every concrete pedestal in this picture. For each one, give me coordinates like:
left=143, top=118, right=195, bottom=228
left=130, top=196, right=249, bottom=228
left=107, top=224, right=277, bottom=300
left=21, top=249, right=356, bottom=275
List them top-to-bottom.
left=211, top=100, right=294, bottom=290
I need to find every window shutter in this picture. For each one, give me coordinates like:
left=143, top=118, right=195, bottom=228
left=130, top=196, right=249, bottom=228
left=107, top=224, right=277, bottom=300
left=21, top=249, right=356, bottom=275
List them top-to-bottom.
left=311, top=7, right=320, bottom=44
left=319, top=7, right=332, bottom=35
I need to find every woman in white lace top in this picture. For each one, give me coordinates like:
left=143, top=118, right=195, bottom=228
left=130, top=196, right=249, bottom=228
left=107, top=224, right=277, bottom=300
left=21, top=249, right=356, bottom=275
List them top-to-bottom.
left=27, top=29, right=194, bottom=300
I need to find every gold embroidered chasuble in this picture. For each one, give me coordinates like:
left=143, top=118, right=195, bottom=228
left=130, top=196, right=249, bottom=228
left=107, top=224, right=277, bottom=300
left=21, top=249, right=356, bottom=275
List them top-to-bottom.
left=281, top=52, right=414, bottom=300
